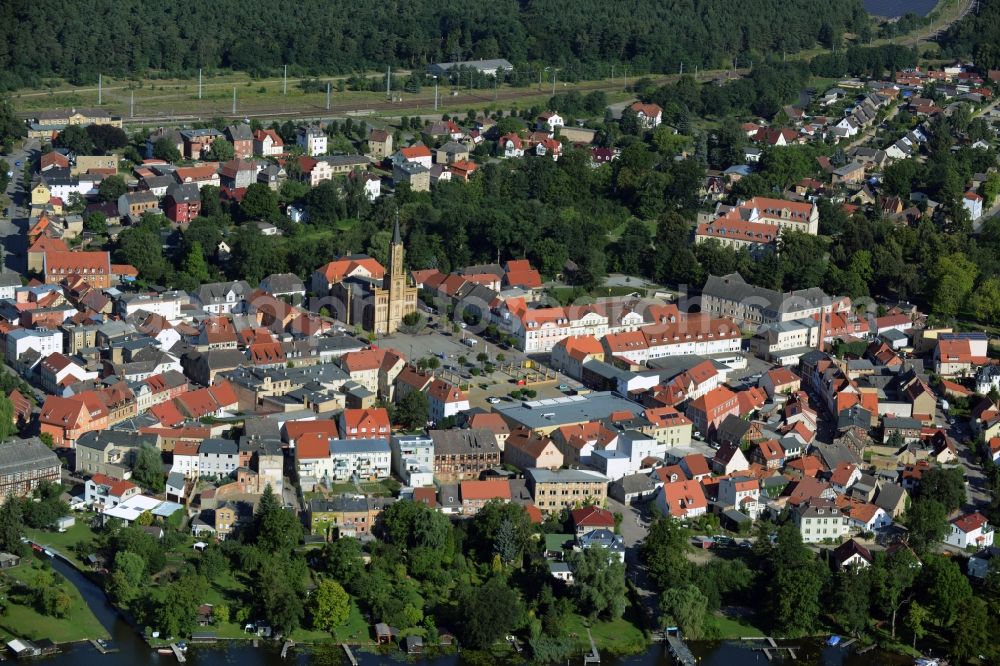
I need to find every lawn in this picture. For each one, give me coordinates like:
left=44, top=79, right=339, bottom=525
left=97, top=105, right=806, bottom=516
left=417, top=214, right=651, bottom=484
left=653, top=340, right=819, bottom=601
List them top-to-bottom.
left=358, top=479, right=399, bottom=497
left=24, top=517, right=99, bottom=569
left=0, top=561, right=109, bottom=644
left=707, top=611, right=764, bottom=639
left=560, top=613, right=648, bottom=656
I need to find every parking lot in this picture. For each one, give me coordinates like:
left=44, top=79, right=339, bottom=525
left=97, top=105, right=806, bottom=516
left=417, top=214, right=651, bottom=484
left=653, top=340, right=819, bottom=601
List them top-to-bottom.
left=377, top=321, right=579, bottom=411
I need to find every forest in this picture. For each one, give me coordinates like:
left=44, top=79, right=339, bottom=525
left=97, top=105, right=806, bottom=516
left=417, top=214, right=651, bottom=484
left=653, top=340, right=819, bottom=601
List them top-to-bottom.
left=0, top=0, right=868, bottom=89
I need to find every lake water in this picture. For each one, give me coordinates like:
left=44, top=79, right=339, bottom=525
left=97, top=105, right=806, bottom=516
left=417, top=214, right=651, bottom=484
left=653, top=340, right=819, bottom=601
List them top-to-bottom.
left=863, top=0, right=939, bottom=17
left=42, top=555, right=911, bottom=666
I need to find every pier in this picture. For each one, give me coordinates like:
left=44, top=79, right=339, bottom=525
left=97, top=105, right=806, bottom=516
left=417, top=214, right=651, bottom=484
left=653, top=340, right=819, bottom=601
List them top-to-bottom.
left=583, top=628, right=600, bottom=664
left=664, top=634, right=696, bottom=666
left=741, top=636, right=798, bottom=661
left=280, top=639, right=294, bottom=659
left=89, top=640, right=117, bottom=654
left=169, top=643, right=186, bottom=663
left=341, top=643, right=358, bottom=666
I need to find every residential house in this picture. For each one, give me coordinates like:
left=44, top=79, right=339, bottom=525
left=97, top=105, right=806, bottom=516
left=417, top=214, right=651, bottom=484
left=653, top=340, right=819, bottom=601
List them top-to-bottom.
left=629, top=102, right=663, bottom=128
left=224, top=124, right=254, bottom=159
left=296, top=126, right=327, bottom=156
left=253, top=129, right=284, bottom=157
left=366, top=129, right=393, bottom=160
left=499, top=134, right=524, bottom=159
left=219, top=159, right=260, bottom=190
left=392, top=161, right=430, bottom=192
left=832, top=161, right=866, bottom=185
left=163, top=183, right=201, bottom=224
left=685, top=386, right=739, bottom=435
left=339, top=408, right=391, bottom=441
left=504, top=427, right=564, bottom=470
left=429, top=428, right=501, bottom=482
left=390, top=435, right=434, bottom=487
left=199, top=438, right=240, bottom=478
left=329, top=438, right=392, bottom=481
left=0, top=439, right=61, bottom=499
left=525, top=468, right=608, bottom=514
left=84, top=474, right=140, bottom=508
left=459, top=479, right=511, bottom=515
left=655, top=479, right=708, bottom=520
left=794, top=499, right=849, bottom=543
left=570, top=506, right=616, bottom=535
left=944, top=512, right=994, bottom=549
left=831, top=539, right=873, bottom=568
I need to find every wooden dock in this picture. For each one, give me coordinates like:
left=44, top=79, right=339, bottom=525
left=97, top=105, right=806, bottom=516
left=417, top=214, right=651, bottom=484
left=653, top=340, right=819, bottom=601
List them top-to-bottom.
left=583, top=629, right=600, bottom=664
left=665, top=635, right=696, bottom=666
left=743, top=636, right=797, bottom=661
left=840, top=637, right=858, bottom=648
left=88, top=640, right=118, bottom=654
left=280, top=640, right=294, bottom=659
left=169, top=643, right=186, bottom=663
left=341, top=643, right=358, bottom=666
left=857, top=644, right=877, bottom=654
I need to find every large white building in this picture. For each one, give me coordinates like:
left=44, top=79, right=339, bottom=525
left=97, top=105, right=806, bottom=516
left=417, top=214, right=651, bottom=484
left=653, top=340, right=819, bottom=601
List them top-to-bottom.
left=297, top=126, right=327, bottom=157
left=116, top=291, right=187, bottom=321
left=6, top=328, right=63, bottom=365
left=391, top=435, right=434, bottom=487
left=329, top=438, right=392, bottom=481
left=198, top=439, right=240, bottom=478
left=794, top=499, right=850, bottom=544
left=944, top=512, right=994, bottom=550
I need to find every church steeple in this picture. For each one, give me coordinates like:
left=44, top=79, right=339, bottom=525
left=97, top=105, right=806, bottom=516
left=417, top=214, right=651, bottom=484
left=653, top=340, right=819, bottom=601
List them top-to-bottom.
left=392, top=215, right=402, bottom=245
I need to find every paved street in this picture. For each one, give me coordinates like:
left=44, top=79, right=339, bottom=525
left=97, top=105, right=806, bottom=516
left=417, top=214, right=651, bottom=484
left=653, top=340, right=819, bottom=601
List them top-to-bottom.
left=1, top=139, right=37, bottom=274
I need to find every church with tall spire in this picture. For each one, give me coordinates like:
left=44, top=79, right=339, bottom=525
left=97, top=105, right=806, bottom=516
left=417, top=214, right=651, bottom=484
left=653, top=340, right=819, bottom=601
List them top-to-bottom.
left=315, top=217, right=417, bottom=335
left=378, top=217, right=417, bottom=334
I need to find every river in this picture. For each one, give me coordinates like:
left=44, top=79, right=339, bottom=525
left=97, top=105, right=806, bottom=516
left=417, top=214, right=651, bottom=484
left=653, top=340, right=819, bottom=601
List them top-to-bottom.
left=863, top=0, right=939, bottom=18
left=40, top=554, right=914, bottom=666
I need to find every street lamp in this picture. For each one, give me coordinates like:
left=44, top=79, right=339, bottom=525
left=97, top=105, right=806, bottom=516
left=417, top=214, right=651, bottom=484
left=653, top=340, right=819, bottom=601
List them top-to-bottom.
left=432, top=75, right=438, bottom=111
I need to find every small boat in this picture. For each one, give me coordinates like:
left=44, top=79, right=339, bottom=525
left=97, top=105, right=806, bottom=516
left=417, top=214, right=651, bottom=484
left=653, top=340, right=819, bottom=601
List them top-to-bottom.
left=827, top=635, right=842, bottom=646
left=157, top=648, right=173, bottom=654
left=915, top=659, right=940, bottom=666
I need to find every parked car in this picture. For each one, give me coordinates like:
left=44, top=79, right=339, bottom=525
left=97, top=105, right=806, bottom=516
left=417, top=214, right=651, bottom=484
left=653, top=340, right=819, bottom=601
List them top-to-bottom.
left=487, top=397, right=501, bottom=404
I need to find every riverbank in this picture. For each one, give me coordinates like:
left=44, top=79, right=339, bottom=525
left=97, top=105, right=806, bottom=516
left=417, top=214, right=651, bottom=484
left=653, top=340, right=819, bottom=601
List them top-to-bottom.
left=0, top=558, right=109, bottom=644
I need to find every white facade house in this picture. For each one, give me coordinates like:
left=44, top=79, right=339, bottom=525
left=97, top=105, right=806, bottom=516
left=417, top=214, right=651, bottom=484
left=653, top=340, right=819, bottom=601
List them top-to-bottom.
left=297, top=126, right=327, bottom=156
left=0, top=273, right=19, bottom=300
left=116, top=291, right=187, bottom=321
left=6, top=328, right=63, bottom=365
left=975, top=365, right=1000, bottom=395
left=427, top=380, right=470, bottom=423
left=391, top=435, right=434, bottom=487
left=329, top=438, right=392, bottom=481
left=198, top=439, right=239, bottom=478
left=170, top=441, right=201, bottom=478
left=717, top=477, right=762, bottom=519
left=794, top=500, right=850, bottom=544
left=944, top=513, right=994, bottom=550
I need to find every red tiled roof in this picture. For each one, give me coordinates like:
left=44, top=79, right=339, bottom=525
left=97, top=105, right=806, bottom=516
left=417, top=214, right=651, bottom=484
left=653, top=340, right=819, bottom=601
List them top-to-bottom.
left=400, top=145, right=432, bottom=160
left=45, top=250, right=111, bottom=276
left=317, top=257, right=385, bottom=284
left=467, top=412, right=510, bottom=434
left=284, top=419, right=339, bottom=443
left=295, top=432, right=331, bottom=459
left=460, top=479, right=511, bottom=501
left=660, top=479, right=707, bottom=518
left=571, top=505, right=615, bottom=528
left=951, top=512, right=989, bottom=534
